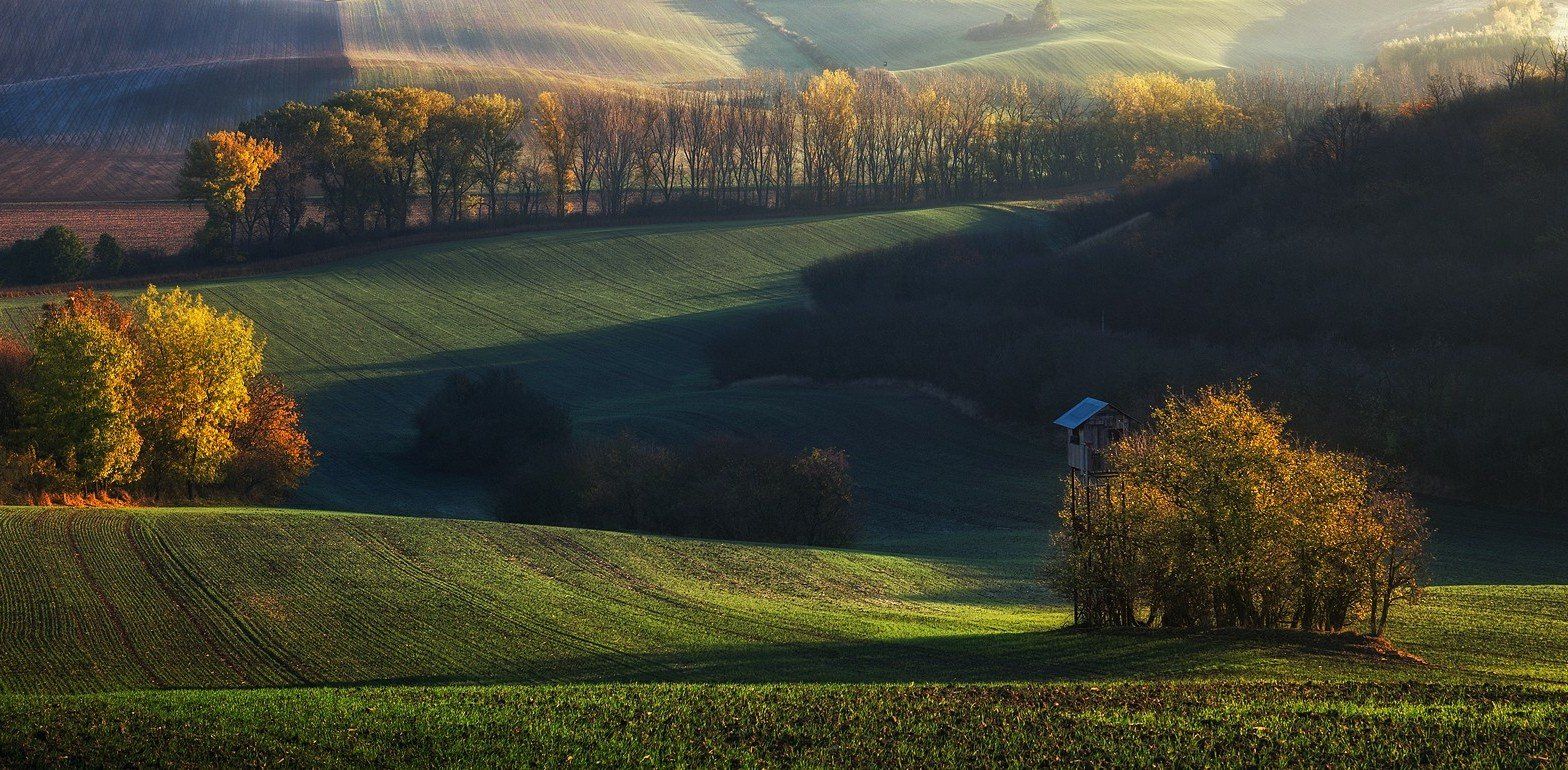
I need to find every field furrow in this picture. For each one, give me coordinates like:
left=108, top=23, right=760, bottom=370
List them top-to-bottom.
left=61, top=512, right=166, bottom=689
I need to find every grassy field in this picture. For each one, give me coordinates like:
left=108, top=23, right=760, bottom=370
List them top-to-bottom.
left=0, top=0, right=1487, bottom=201
left=339, top=0, right=804, bottom=84
left=1, top=204, right=1057, bottom=534
left=0, top=506, right=1563, bottom=697
left=4, top=682, right=1565, bottom=767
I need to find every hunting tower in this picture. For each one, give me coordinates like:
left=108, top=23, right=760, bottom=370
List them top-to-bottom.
left=1054, top=397, right=1133, bottom=625
left=1055, top=397, right=1131, bottom=480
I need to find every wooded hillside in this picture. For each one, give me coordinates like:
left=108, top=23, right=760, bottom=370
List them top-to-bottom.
left=713, top=82, right=1568, bottom=506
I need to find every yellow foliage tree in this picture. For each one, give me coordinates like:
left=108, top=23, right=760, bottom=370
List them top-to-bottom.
left=801, top=70, right=860, bottom=204
left=1093, top=72, right=1245, bottom=159
left=533, top=91, right=578, bottom=218
left=458, top=94, right=528, bottom=220
left=179, top=130, right=281, bottom=253
left=134, top=286, right=264, bottom=496
left=21, top=310, right=141, bottom=487
left=1053, top=383, right=1428, bottom=634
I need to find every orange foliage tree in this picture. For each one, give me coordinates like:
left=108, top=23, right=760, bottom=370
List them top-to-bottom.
left=0, top=288, right=313, bottom=503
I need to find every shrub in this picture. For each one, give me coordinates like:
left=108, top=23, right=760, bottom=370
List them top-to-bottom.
left=3, top=226, right=91, bottom=284
left=92, top=234, right=125, bottom=276
left=412, top=368, right=571, bottom=478
left=574, top=433, right=678, bottom=531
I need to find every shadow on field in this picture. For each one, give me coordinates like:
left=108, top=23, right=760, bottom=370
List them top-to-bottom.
left=666, top=0, right=815, bottom=73
left=290, top=304, right=1568, bottom=586
left=292, top=304, right=1056, bottom=541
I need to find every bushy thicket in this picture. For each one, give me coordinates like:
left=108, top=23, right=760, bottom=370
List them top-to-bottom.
left=966, top=0, right=1061, bottom=41
left=712, top=83, right=1568, bottom=505
left=0, top=227, right=135, bottom=285
left=0, top=288, right=313, bottom=503
left=412, top=368, right=571, bottom=477
left=413, top=369, right=857, bottom=546
left=1053, top=385, right=1427, bottom=635
left=500, top=434, right=856, bottom=547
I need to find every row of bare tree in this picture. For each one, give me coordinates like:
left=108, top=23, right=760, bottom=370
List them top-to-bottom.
left=218, top=65, right=1455, bottom=245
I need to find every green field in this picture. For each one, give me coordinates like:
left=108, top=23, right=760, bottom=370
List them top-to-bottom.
left=774, top=0, right=1478, bottom=81
left=0, top=202, right=1563, bottom=761
left=2, top=500, right=1560, bottom=762
left=0, top=506, right=1564, bottom=697
left=5, top=683, right=1565, bottom=767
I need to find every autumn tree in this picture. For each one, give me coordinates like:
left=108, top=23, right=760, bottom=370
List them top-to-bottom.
left=196, top=68, right=1399, bottom=235
left=801, top=70, right=859, bottom=204
left=1093, top=72, right=1246, bottom=166
left=328, top=87, right=452, bottom=230
left=566, top=91, right=609, bottom=216
left=457, top=94, right=528, bottom=220
left=238, top=103, right=322, bottom=243
left=307, top=107, right=394, bottom=233
left=179, top=130, right=281, bottom=258
left=0, top=287, right=309, bottom=502
left=133, top=287, right=263, bottom=497
left=20, top=302, right=141, bottom=487
left=224, top=375, right=315, bottom=503
left=1052, top=384, right=1428, bottom=635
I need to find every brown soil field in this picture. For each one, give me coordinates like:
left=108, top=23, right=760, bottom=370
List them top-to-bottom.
left=0, top=201, right=204, bottom=251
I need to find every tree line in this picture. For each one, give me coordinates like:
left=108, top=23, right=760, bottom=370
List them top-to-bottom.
left=178, top=66, right=1403, bottom=260
left=0, top=226, right=134, bottom=286
left=0, top=287, right=313, bottom=504
left=1051, top=386, right=1427, bottom=635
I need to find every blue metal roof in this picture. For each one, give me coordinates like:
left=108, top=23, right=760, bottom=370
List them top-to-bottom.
left=1054, top=397, right=1111, bottom=429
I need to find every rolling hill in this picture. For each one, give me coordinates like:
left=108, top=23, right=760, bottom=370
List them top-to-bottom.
left=0, top=0, right=1488, bottom=201
left=0, top=188, right=1561, bottom=763
left=0, top=200, right=1560, bottom=701
left=0, top=204, right=1056, bottom=537
left=0, top=505, right=1564, bottom=696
